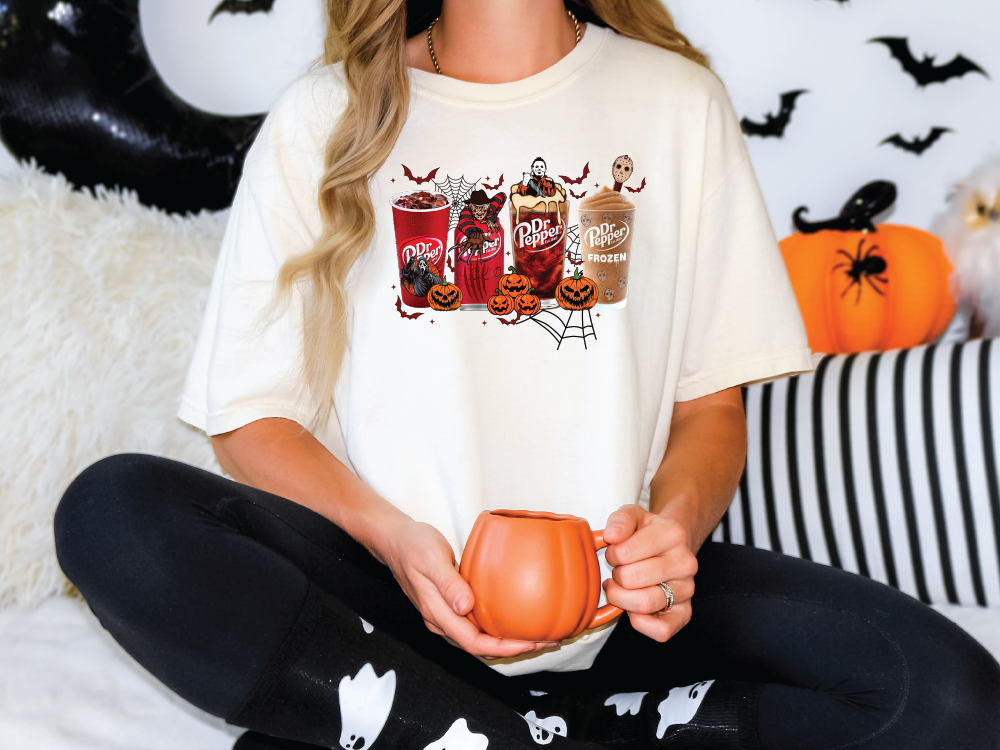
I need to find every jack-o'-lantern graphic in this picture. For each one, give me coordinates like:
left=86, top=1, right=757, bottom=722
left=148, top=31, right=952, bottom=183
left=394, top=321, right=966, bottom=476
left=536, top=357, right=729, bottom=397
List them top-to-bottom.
left=555, top=268, right=599, bottom=310
left=427, top=276, right=462, bottom=311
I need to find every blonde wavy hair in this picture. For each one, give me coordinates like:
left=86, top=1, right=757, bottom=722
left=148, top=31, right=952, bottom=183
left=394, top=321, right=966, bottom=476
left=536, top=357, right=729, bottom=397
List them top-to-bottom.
left=276, top=0, right=709, bottom=425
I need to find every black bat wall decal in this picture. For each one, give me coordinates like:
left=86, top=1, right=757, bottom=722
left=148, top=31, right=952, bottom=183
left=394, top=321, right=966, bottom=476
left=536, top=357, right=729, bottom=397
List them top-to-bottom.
left=210, top=0, right=277, bottom=22
left=869, top=38, right=988, bottom=87
left=740, top=90, right=808, bottom=138
left=880, top=127, right=952, bottom=155
left=402, top=165, right=440, bottom=184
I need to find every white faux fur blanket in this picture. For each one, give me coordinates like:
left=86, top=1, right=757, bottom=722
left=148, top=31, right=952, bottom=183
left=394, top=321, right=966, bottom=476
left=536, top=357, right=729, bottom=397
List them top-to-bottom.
left=0, top=163, right=224, bottom=608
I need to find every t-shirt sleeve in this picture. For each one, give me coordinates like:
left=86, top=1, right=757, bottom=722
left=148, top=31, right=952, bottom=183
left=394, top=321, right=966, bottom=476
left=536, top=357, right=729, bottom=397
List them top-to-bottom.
left=178, top=71, right=339, bottom=436
left=674, top=85, right=814, bottom=402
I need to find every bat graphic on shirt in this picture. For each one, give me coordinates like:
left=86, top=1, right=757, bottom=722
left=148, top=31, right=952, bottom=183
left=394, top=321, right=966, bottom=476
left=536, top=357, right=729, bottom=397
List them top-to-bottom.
left=209, top=0, right=276, bottom=21
left=869, top=37, right=988, bottom=87
left=740, top=90, right=808, bottom=138
left=880, top=127, right=952, bottom=155
left=559, top=163, right=590, bottom=185
left=402, top=165, right=440, bottom=185
left=483, top=174, right=504, bottom=191
left=624, top=177, right=647, bottom=193
left=569, top=189, right=587, bottom=199
left=395, top=296, right=423, bottom=320
left=497, top=310, right=524, bottom=326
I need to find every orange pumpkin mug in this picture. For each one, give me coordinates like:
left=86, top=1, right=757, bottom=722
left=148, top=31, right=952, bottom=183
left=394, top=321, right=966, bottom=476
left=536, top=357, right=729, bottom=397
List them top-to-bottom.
left=459, top=510, right=623, bottom=642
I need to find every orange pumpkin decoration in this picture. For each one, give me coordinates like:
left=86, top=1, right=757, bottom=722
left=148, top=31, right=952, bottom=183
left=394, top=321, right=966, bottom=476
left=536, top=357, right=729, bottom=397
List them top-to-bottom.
left=781, top=182, right=954, bottom=354
left=498, top=266, right=531, bottom=298
left=555, top=268, right=598, bottom=310
left=427, top=275, right=462, bottom=311
left=487, top=288, right=515, bottom=316
left=514, top=288, right=541, bottom=316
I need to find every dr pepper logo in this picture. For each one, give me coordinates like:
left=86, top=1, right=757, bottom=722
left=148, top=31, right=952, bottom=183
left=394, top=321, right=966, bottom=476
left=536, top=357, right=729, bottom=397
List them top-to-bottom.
left=514, top=217, right=565, bottom=253
left=584, top=222, right=629, bottom=252
left=460, top=234, right=503, bottom=261
left=400, top=236, right=445, bottom=266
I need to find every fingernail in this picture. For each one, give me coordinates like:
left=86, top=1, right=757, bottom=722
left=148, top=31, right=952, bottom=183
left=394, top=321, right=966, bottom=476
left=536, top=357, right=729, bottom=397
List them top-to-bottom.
left=454, top=597, right=469, bottom=612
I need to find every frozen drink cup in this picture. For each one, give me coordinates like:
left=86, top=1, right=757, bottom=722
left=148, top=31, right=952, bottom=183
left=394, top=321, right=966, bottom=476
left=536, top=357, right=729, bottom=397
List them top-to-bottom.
left=578, top=187, right=635, bottom=310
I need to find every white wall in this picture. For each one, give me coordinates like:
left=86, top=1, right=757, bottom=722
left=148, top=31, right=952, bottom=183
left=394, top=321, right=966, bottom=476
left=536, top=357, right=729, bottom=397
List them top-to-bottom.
left=3, top=0, right=996, bottom=236
left=669, top=0, right=1000, bottom=234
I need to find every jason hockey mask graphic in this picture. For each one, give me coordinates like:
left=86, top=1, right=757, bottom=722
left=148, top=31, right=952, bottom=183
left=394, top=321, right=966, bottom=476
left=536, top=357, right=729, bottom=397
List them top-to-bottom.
left=339, top=664, right=397, bottom=750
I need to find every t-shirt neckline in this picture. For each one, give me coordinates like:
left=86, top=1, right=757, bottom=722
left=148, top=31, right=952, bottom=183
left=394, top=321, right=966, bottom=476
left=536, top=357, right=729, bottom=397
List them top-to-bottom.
left=409, top=24, right=608, bottom=105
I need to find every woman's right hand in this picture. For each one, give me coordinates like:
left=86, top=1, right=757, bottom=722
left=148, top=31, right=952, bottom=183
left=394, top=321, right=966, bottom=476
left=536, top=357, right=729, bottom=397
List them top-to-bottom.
left=383, top=519, right=557, bottom=659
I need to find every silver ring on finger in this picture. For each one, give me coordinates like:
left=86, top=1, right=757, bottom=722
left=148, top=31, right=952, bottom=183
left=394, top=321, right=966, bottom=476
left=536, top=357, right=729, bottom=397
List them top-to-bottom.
left=657, top=582, right=675, bottom=613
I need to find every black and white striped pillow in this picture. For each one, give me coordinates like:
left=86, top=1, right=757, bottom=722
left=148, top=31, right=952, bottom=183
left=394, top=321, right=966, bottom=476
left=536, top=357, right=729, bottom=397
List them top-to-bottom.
left=713, top=338, right=1000, bottom=608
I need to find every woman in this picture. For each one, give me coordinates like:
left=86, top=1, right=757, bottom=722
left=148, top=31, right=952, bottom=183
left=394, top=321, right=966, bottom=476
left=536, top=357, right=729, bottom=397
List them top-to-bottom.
left=54, top=1, right=1000, bottom=749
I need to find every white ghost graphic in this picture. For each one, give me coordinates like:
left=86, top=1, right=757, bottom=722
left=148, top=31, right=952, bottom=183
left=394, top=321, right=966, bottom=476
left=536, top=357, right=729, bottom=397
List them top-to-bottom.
left=360, top=617, right=374, bottom=634
left=339, top=663, right=397, bottom=750
left=655, top=681, right=714, bottom=739
left=603, top=692, right=648, bottom=716
left=522, top=711, right=567, bottom=745
left=421, top=718, right=489, bottom=750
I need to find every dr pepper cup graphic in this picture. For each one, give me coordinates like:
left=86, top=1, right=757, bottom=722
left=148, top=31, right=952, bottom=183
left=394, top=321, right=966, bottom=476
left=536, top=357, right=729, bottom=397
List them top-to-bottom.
left=509, top=159, right=570, bottom=302
left=579, top=187, right=636, bottom=310
left=392, top=190, right=452, bottom=308
left=459, top=509, right=623, bottom=642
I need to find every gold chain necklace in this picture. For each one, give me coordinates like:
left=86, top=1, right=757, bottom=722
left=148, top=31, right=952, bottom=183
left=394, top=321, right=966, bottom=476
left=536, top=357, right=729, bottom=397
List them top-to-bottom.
left=426, top=10, right=580, bottom=76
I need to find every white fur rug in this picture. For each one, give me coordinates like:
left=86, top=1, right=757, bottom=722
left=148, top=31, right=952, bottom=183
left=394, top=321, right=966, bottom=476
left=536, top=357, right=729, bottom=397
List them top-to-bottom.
left=0, top=163, right=223, bottom=608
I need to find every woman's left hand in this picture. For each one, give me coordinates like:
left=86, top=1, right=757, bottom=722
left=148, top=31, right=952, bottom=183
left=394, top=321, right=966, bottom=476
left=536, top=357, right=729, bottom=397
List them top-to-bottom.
left=603, top=504, right=698, bottom=643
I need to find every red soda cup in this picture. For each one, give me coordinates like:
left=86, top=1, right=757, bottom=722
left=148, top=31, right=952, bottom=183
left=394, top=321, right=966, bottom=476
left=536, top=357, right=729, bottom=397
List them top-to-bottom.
left=392, top=190, right=452, bottom=308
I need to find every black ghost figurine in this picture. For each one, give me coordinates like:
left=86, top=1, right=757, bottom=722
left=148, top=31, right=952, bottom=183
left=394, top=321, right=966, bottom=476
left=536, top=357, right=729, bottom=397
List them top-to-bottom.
left=0, top=0, right=265, bottom=213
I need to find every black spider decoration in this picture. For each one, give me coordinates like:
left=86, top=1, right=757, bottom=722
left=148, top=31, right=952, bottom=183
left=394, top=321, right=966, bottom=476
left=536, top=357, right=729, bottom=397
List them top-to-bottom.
left=834, top=238, right=888, bottom=303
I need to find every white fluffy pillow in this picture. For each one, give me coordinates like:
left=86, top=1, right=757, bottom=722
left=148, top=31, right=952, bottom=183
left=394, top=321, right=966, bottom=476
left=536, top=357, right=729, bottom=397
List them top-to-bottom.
left=0, top=163, right=223, bottom=608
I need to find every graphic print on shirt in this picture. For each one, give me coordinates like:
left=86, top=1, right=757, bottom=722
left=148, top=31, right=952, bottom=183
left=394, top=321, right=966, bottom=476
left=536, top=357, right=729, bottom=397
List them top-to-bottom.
left=390, top=155, right=645, bottom=349
left=453, top=188, right=506, bottom=305
left=359, top=616, right=374, bottom=634
left=338, top=663, right=397, bottom=750
left=654, top=681, right=714, bottom=739
left=603, top=691, right=648, bottom=717
left=522, top=711, right=567, bottom=745
left=422, top=718, right=489, bottom=750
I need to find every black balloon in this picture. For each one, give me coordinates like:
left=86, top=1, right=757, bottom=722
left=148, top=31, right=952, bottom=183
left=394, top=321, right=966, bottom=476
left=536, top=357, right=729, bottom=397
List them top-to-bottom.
left=0, top=0, right=264, bottom=213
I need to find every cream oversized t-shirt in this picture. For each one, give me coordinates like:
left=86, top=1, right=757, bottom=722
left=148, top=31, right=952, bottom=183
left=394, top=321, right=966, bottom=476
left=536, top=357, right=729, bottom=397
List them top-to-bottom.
left=179, top=25, right=813, bottom=676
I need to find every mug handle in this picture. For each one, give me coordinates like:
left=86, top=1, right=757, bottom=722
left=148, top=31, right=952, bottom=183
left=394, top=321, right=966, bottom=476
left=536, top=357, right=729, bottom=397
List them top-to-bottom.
left=588, top=530, right=624, bottom=629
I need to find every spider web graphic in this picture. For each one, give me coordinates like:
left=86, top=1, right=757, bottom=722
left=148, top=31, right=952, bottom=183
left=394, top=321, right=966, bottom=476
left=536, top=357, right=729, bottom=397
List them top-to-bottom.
left=433, top=175, right=479, bottom=231
left=565, top=224, right=582, bottom=265
left=513, top=305, right=597, bottom=350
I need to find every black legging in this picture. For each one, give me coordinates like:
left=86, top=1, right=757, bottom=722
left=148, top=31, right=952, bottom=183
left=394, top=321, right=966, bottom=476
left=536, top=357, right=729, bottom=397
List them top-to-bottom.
left=54, top=454, right=1000, bottom=750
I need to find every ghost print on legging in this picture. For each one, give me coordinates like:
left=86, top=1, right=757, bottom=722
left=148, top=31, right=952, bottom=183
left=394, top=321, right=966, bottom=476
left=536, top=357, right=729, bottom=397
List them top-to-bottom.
left=341, top=620, right=492, bottom=750
left=339, top=664, right=397, bottom=750
left=654, top=681, right=714, bottom=739
left=521, top=711, right=568, bottom=745
left=422, top=719, right=490, bottom=750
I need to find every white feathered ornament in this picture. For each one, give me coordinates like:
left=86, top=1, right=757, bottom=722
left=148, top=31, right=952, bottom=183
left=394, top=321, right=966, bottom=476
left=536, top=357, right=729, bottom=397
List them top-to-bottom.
left=932, top=157, right=1000, bottom=338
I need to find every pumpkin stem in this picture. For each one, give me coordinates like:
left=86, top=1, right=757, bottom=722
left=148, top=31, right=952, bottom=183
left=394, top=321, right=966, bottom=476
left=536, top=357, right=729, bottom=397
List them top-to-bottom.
left=792, top=180, right=896, bottom=235
left=508, top=265, right=517, bottom=273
